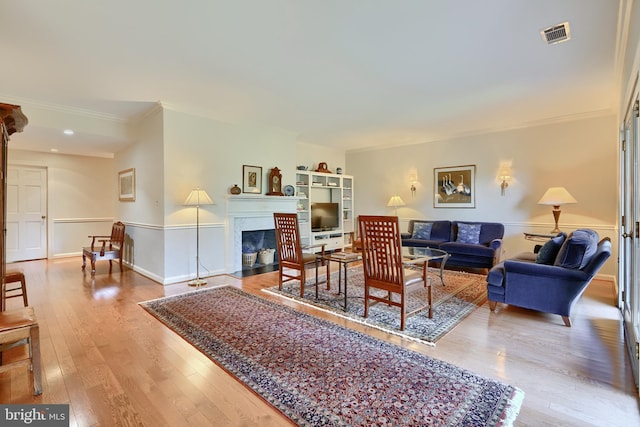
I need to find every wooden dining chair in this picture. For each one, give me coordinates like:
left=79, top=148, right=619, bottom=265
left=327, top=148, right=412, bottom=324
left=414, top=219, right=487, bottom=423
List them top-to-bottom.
left=273, top=213, right=325, bottom=297
left=358, top=215, right=431, bottom=330
left=82, top=221, right=126, bottom=277
left=0, top=306, right=42, bottom=395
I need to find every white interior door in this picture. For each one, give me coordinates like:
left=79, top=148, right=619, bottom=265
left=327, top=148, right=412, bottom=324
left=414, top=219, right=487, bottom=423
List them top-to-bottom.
left=620, top=96, right=640, bottom=390
left=5, top=165, right=47, bottom=262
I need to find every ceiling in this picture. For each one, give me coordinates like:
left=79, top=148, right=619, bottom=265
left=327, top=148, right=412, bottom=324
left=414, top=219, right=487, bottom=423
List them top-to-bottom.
left=0, top=1, right=624, bottom=158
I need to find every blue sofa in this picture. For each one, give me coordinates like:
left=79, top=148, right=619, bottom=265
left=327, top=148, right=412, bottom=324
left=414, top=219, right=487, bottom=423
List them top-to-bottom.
left=401, top=220, right=505, bottom=270
left=486, top=229, right=611, bottom=326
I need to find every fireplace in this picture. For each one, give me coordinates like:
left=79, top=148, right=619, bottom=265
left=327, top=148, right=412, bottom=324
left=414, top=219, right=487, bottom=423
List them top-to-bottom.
left=225, top=195, right=298, bottom=273
left=241, top=229, right=278, bottom=275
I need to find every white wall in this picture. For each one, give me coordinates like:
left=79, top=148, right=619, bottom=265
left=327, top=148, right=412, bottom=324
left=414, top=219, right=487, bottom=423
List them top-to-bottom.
left=113, top=104, right=346, bottom=284
left=112, top=106, right=166, bottom=281
left=347, top=114, right=618, bottom=275
left=8, top=149, right=115, bottom=258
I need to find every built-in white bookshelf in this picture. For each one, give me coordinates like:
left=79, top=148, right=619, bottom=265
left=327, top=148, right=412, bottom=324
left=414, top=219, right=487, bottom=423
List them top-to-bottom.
left=295, top=171, right=354, bottom=252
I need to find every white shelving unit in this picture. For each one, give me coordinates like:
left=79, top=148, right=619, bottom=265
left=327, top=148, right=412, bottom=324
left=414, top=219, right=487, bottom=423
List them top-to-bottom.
left=295, top=171, right=354, bottom=252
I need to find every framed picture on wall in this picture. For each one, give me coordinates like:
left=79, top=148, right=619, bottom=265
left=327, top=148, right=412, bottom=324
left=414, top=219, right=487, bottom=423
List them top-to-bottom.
left=243, top=165, right=262, bottom=194
left=434, top=165, right=475, bottom=208
left=118, top=168, right=136, bottom=201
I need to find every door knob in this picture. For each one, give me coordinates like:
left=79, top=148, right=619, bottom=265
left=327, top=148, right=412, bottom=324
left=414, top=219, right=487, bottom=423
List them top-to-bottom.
left=41, top=216, right=46, bottom=219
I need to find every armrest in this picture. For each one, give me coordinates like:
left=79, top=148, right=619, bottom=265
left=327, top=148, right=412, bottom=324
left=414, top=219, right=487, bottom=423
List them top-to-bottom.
left=401, top=232, right=411, bottom=239
left=90, top=235, right=112, bottom=249
left=489, top=238, right=503, bottom=251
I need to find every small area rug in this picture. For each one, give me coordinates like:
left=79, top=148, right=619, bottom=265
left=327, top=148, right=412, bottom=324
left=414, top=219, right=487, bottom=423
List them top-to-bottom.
left=264, top=266, right=487, bottom=345
left=140, top=286, right=523, bottom=426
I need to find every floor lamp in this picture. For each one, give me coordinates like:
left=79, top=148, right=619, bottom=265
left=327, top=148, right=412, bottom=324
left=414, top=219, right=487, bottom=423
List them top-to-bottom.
left=184, top=188, right=214, bottom=287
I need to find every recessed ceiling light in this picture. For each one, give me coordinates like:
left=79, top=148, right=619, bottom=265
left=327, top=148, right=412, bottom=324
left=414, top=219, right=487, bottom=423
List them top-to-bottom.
left=63, top=129, right=74, bottom=135
left=50, top=148, right=59, bottom=153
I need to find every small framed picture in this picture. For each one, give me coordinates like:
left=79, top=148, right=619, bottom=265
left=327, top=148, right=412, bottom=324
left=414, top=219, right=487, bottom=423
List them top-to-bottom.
left=243, top=165, right=262, bottom=194
left=434, top=165, right=475, bottom=208
left=118, top=168, right=136, bottom=201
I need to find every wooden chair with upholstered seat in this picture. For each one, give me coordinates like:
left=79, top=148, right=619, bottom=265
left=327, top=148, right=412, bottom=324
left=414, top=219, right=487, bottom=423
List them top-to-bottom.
left=273, top=213, right=326, bottom=297
left=358, top=215, right=431, bottom=331
left=82, top=221, right=126, bottom=277
left=0, top=306, right=42, bottom=395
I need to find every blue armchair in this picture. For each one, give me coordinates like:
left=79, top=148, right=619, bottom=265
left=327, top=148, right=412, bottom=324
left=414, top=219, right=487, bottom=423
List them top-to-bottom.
left=486, top=229, right=611, bottom=326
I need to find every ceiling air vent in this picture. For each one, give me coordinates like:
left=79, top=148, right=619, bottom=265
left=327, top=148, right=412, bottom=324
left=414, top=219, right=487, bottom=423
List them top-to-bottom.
left=540, top=21, right=571, bottom=45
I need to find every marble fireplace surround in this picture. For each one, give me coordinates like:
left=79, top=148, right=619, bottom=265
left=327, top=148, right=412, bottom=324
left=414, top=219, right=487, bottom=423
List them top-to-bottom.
left=225, top=195, right=298, bottom=273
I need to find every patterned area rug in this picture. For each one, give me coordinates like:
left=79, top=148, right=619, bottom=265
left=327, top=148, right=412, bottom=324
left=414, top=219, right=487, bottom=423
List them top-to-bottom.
left=264, top=266, right=487, bottom=345
left=140, top=286, right=523, bottom=426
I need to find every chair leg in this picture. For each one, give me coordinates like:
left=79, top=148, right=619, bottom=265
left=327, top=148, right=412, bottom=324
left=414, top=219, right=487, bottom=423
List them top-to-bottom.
left=82, top=253, right=87, bottom=271
left=109, top=260, right=113, bottom=273
left=300, top=268, right=306, bottom=298
left=20, top=276, right=28, bottom=307
left=489, top=300, right=497, bottom=311
left=561, top=316, right=572, bottom=327
left=30, top=325, right=42, bottom=395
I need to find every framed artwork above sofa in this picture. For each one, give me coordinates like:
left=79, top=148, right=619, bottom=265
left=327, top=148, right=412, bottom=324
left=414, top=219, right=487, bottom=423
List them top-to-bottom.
left=434, top=165, right=475, bottom=208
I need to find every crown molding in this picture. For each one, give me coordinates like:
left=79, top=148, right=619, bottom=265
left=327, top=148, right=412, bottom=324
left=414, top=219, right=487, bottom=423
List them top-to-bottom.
left=0, top=94, right=127, bottom=123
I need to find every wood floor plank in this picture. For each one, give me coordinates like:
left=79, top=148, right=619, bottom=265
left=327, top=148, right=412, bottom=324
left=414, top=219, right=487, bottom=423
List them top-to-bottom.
left=0, top=257, right=638, bottom=426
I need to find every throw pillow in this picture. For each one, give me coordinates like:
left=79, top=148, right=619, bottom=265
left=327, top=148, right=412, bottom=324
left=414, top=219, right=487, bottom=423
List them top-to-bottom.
left=412, top=222, right=432, bottom=240
left=457, top=223, right=481, bottom=244
left=554, top=229, right=599, bottom=269
left=535, top=232, right=566, bottom=264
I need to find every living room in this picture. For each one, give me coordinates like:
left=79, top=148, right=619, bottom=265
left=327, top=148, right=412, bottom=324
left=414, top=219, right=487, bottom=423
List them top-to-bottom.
left=1, top=1, right=639, bottom=425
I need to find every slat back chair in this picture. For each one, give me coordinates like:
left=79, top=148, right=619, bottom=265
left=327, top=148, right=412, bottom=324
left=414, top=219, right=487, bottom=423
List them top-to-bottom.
left=273, top=213, right=324, bottom=297
left=358, top=215, right=430, bottom=330
left=82, top=221, right=126, bottom=277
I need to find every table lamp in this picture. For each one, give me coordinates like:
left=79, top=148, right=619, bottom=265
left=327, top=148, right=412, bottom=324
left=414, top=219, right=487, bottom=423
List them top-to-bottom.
left=537, top=187, right=577, bottom=233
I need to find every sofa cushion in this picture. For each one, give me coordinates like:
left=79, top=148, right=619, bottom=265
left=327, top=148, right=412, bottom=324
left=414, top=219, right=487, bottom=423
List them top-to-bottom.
left=412, top=222, right=432, bottom=240
left=456, top=223, right=481, bottom=244
left=554, top=229, right=599, bottom=269
left=536, top=232, right=567, bottom=264
left=439, top=242, right=495, bottom=257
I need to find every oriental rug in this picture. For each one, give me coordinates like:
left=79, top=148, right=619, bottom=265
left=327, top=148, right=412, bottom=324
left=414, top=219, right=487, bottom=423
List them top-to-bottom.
left=264, top=266, right=487, bottom=345
left=140, top=286, right=523, bottom=426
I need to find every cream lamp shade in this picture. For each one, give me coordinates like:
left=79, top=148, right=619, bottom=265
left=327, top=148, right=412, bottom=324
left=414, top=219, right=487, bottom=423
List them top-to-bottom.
left=537, top=187, right=577, bottom=233
left=184, top=188, right=214, bottom=206
left=387, top=195, right=405, bottom=216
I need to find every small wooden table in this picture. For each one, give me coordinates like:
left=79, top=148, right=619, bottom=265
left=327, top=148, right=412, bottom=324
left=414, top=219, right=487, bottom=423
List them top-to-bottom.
left=524, top=232, right=556, bottom=242
left=315, top=252, right=362, bottom=310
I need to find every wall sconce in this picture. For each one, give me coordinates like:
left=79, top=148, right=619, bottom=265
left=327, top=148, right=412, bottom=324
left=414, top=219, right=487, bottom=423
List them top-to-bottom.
left=498, top=165, right=512, bottom=196
left=409, top=171, right=418, bottom=196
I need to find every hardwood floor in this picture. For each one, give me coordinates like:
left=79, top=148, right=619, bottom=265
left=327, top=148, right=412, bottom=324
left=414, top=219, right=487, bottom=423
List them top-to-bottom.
left=1, top=257, right=638, bottom=426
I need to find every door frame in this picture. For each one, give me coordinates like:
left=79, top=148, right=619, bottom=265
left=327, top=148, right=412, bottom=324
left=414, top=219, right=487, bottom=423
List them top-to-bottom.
left=620, top=87, right=640, bottom=391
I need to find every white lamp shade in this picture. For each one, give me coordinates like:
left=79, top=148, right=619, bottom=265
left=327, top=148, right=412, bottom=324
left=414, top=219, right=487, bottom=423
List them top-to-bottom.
left=537, top=187, right=577, bottom=206
left=184, top=188, right=214, bottom=206
left=387, top=195, right=406, bottom=207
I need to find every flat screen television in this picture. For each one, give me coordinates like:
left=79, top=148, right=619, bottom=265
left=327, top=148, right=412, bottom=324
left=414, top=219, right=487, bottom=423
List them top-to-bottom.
left=311, top=202, right=340, bottom=231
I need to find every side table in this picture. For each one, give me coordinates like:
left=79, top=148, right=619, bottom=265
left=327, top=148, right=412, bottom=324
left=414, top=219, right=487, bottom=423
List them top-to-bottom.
left=315, top=252, right=362, bottom=310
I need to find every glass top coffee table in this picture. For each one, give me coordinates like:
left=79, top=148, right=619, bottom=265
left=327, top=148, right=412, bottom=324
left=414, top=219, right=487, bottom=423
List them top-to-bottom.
left=402, top=246, right=450, bottom=286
